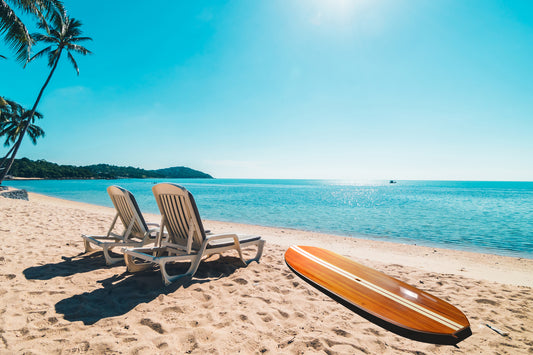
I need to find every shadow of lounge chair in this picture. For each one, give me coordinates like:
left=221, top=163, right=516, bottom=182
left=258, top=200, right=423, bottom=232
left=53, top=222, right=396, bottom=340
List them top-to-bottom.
left=123, top=183, right=265, bottom=286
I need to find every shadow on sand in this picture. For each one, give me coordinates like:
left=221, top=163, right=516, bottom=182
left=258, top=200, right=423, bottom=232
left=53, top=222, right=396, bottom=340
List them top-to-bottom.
left=23, top=252, right=122, bottom=280
left=54, top=255, right=246, bottom=325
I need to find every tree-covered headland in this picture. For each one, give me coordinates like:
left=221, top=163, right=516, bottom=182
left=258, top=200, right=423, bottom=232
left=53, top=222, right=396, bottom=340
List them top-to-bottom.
left=8, top=158, right=213, bottom=179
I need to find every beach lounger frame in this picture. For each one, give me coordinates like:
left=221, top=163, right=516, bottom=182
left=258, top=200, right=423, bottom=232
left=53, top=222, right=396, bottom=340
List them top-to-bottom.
left=123, top=183, right=265, bottom=286
left=81, top=185, right=159, bottom=265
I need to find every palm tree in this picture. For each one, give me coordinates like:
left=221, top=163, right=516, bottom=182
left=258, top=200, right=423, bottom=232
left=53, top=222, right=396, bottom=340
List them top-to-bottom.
left=0, top=0, right=63, bottom=62
left=0, top=9, right=91, bottom=184
left=0, top=97, right=44, bottom=172
left=0, top=98, right=44, bottom=146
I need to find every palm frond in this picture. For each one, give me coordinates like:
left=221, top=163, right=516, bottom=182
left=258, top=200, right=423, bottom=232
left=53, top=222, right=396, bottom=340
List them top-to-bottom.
left=1, top=0, right=63, bottom=63
left=36, top=0, right=64, bottom=16
left=0, top=1, right=32, bottom=63
left=30, top=11, right=92, bottom=72
left=31, top=33, right=57, bottom=43
left=67, top=36, right=91, bottom=43
left=66, top=43, right=91, bottom=55
left=27, top=45, right=51, bottom=63
left=47, top=47, right=60, bottom=67
left=66, top=51, right=79, bottom=75
left=0, top=96, right=45, bottom=146
left=32, top=111, right=44, bottom=119
left=27, top=125, right=45, bottom=144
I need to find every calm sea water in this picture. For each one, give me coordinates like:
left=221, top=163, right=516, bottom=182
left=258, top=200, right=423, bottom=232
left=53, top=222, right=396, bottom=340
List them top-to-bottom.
left=6, top=179, right=533, bottom=259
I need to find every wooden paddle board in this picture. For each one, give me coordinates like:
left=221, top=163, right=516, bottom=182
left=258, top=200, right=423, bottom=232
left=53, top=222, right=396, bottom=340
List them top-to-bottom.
left=284, top=245, right=472, bottom=345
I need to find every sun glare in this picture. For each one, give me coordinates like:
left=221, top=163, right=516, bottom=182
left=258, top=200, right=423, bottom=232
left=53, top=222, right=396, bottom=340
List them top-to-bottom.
left=307, top=0, right=373, bottom=25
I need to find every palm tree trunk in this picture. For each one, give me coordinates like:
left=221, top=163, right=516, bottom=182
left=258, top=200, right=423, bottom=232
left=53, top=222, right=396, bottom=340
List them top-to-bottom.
left=0, top=49, right=62, bottom=185
left=0, top=144, right=16, bottom=170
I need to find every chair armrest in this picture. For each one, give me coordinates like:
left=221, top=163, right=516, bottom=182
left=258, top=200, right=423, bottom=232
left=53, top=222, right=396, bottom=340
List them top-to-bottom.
left=205, top=233, right=240, bottom=245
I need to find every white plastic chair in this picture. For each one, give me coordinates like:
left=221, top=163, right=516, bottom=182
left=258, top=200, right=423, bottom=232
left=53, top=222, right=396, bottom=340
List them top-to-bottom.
left=123, top=183, right=265, bottom=285
left=81, top=185, right=158, bottom=265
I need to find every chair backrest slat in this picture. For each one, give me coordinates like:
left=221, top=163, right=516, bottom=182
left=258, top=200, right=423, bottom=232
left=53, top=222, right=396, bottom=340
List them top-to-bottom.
left=152, top=183, right=206, bottom=250
left=107, top=185, right=148, bottom=239
left=161, top=194, right=186, bottom=240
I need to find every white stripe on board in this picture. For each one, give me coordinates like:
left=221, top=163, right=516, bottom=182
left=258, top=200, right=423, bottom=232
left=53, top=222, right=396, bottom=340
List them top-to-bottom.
left=290, top=246, right=463, bottom=331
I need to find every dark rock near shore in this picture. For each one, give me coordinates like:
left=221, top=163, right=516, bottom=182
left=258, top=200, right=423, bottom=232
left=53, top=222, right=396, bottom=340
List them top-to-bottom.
left=0, top=187, right=29, bottom=201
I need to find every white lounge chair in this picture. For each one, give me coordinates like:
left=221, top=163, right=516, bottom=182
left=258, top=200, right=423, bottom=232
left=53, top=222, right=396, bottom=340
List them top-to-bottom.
left=123, top=183, right=265, bottom=285
left=81, top=185, right=159, bottom=265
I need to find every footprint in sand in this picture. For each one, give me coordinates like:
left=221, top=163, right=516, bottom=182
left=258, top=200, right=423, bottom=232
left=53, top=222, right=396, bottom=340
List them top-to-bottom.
left=233, top=278, right=248, bottom=285
left=475, top=298, right=499, bottom=306
left=163, top=306, right=184, bottom=314
left=277, top=309, right=289, bottom=319
left=294, top=311, right=305, bottom=319
left=261, top=314, right=273, bottom=323
left=140, top=318, right=165, bottom=334
left=364, top=327, right=381, bottom=336
left=332, top=328, right=351, bottom=337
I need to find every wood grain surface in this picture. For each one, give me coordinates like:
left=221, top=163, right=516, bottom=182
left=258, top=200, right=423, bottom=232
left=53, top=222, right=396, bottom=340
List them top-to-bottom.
left=284, top=245, right=472, bottom=344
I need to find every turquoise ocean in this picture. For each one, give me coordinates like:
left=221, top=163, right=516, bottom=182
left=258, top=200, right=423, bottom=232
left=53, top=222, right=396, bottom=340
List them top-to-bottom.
left=6, top=179, right=533, bottom=259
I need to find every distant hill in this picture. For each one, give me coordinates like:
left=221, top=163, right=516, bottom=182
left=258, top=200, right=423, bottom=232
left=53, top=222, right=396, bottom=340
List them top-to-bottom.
left=6, top=158, right=213, bottom=179
left=152, top=166, right=212, bottom=179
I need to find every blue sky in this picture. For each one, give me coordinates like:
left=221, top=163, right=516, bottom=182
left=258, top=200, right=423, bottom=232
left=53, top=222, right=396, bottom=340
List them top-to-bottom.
left=1, top=0, right=532, bottom=180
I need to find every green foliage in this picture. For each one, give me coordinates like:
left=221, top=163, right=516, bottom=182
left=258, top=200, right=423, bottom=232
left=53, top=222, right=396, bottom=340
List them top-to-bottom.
left=0, top=0, right=64, bottom=63
left=0, top=9, right=92, bottom=185
left=29, top=9, right=92, bottom=73
left=0, top=97, right=45, bottom=147
left=7, top=158, right=213, bottom=179
left=9, top=158, right=92, bottom=179
left=84, top=164, right=162, bottom=179
left=153, top=166, right=213, bottom=179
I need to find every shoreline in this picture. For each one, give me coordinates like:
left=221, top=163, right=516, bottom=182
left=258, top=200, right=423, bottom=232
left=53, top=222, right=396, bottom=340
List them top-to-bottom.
left=5, top=185, right=532, bottom=261
left=20, top=186, right=533, bottom=261
left=0, top=191, right=532, bottom=353
left=25, top=191, right=533, bottom=288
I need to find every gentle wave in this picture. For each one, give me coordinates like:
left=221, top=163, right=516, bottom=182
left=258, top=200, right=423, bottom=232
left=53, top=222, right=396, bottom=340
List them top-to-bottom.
left=6, top=179, right=533, bottom=259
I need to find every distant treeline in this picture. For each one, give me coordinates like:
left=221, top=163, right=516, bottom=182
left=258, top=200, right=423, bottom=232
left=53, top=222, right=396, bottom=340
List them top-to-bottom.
left=7, top=158, right=213, bottom=179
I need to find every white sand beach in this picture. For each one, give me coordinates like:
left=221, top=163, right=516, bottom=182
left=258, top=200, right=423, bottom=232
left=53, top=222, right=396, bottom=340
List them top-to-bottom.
left=0, top=191, right=532, bottom=354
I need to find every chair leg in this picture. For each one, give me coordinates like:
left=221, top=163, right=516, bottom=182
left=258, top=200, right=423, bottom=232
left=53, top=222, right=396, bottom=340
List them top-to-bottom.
left=83, top=239, right=96, bottom=253
left=242, top=240, right=265, bottom=265
left=233, top=243, right=246, bottom=266
left=102, top=246, right=125, bottom=265
left=124, top=253, right=152, bottom=273
left=159, top=256, right=202, bottom=286
left=160, top=260, right=189, bottom=286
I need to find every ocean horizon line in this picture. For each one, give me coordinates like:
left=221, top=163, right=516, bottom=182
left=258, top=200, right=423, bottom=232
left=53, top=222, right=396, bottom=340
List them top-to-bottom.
left=5, top=177, right=533, bottom=183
